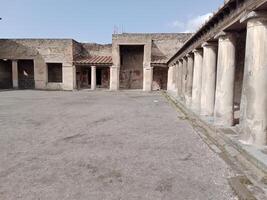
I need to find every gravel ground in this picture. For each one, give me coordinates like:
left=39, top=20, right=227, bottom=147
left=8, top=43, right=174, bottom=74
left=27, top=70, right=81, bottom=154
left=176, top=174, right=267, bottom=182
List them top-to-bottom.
left=0, top=90, right=236, bottom=200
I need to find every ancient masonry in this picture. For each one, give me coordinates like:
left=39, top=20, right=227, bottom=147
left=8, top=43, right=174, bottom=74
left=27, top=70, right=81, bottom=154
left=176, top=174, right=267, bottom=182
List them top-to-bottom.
left=0, top=0, right=266, bottom=147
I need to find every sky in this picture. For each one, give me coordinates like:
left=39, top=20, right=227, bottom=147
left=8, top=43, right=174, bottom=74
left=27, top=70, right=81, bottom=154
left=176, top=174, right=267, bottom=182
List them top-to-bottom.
left=0, top=0, right=223, bottom=44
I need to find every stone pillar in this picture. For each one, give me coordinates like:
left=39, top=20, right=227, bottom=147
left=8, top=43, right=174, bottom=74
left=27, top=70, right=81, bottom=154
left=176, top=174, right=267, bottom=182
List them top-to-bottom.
left=239, top=11, right=267, bottom=146
left=214, top=32, right=236, bottom=126
left=200, top=42, right=218, bottom=116
left=192, top=49, right=203, bottom=113
left=185, top=54, right=194, bottom=106
left=182, top=57, right=188, bottom=101
left=12, top=60, right=18, bottom=88
left=177, top=60, right=183, bottom=98
left=173, top=63, right=178, bottom=90
left=63, top=65, right=76, bottom=90
left=167, top=65, right=174, bottom=91
left=91, top=66, right=96, bottom=90
left=110, top=66, right=119, bottom=91
left=143, top=66, right=153, bottom=91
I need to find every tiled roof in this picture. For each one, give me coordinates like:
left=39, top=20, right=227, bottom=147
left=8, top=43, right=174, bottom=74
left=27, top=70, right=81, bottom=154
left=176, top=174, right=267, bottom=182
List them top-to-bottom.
left=74, top=56, right=112, bottom=65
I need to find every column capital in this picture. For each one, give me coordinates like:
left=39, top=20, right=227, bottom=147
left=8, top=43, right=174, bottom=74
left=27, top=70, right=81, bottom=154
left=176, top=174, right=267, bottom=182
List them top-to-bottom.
left=240, top=11, right=267, bottom=24
left=214, top=31, right=237, bottom=41
left=202, top=42, right=218, bottom=48
left=192, top=48, right=202, bottom=53
left=186, top=53, right=193, bottom=58
left=182, top=57, right=187, bottom=61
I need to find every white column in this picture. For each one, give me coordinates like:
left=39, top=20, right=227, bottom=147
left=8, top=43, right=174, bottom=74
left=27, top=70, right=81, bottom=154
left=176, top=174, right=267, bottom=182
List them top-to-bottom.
left=239, top=11, right=267, bottom=146
left=214, top=32, right=236, bottom=126
left=200, top=42, right=218, bottom=116
left=192, top=49, right=203, bottom=113
left=185, top=54, right=194, bottom=106
left=182, top=57, right=188, bottom=101
left=12, top=60, right=18, bottom=88
left=177, top=60, right=183, bottom=98
left=173, top=63, right=178, bottom=90
left=167, top=65, right=174, bottom=91
left=91, top=66, right=96, bottom=90
left=110, top=66, right=119, bottom=91
left=143, top=66, right=153, bottom=91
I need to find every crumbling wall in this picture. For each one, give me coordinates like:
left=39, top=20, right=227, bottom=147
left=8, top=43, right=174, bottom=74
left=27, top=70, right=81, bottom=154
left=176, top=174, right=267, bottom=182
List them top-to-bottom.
left=151, top=33, right=192, bottom=62
left=0, top=39, right=74, bottom=90
left=80, top=43, right=112, bottom=57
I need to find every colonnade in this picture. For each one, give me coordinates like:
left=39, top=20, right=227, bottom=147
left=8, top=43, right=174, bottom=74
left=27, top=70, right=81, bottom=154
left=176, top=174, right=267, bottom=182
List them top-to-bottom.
left=167, top=11, right=267, bottom=146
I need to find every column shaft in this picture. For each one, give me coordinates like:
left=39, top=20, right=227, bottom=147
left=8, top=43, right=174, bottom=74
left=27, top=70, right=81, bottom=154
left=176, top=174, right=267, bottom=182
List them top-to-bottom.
left=240, top=12, right=267, bottom=146
left=214, top=32, right=236, bottom=126
left=201, top=43, right=217, bottom=116
left=192, top=49, right=203, bottom=113
left=185, top=54, right=194, bottom=106
left=182, top=58, right=188, bottom=101
left=12, top=60, right=18, bottom=88
left=177, top=60, right=183, bottom=98
left=91, top=66, right=96, bottom=90
left=110, top=66, right=119, bottom=90
left=143, top=66, right=153, bottom=91
left=167, top=66, right=174, bottom=91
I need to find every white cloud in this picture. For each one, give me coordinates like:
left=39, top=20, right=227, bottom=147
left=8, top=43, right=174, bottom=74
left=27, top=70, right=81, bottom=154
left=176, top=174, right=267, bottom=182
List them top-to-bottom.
left=169, top=13, right=213, bottom=33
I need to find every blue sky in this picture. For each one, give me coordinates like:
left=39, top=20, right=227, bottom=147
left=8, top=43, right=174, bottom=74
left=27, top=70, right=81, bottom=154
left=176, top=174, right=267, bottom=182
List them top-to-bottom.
left=0, top=0, right=223, bottom=44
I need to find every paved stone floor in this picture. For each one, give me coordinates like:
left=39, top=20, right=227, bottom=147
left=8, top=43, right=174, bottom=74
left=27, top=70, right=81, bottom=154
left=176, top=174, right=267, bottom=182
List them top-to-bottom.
left=0, top=90, right=237, bottom=200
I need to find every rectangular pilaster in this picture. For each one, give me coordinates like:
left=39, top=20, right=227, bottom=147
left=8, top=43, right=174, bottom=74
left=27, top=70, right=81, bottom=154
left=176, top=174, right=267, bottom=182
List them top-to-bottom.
left=12, top=60, right=18, bottom=89
left=110, top=66, right=119, bottom=91
left=143, top=66, right=153, bottom=91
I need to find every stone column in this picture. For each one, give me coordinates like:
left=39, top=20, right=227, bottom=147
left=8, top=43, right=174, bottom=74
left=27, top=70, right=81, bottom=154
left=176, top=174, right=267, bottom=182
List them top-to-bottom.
left=239, top=11, right=267, bottom=146
left=214, top=32, right=236, bottom=126
left=200, top=42, right=218, bottom=116
left=192, top=49, right=203, bottom=113
left=185, top=54, right=194, bottom=106
left=182, top=57, right=188, bottom=101
left=12, top=60, right=18, bottom=89
left=177, top=60, right=183, bottom=98
left=173, top=63, right=178, bottom=90
left=167, top=65, right=174, bottom=91
left=91, top=66, right=96, bottom=90
left=110, top=66, right=119, bottom=91
left=143, top=66, right=153, bottom=91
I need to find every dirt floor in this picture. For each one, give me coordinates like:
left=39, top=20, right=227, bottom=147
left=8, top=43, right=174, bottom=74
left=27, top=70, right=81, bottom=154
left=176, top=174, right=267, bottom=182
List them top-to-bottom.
left=0, top=90, right=237, bottom=200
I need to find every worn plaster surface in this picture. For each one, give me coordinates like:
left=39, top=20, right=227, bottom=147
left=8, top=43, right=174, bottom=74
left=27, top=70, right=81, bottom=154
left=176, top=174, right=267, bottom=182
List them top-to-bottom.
left=0, top=90, right=236, bottom=200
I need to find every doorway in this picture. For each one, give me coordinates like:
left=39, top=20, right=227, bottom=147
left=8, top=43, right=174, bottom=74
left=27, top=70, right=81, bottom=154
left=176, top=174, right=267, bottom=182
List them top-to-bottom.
left=0, top=60, right=12, bottom=89
left=18, top=60, right=35, bottom=89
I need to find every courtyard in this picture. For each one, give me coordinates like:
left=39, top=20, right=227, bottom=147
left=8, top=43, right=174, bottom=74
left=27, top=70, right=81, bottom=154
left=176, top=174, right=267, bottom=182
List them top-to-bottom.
left=0, top=90, right=236, bottom=200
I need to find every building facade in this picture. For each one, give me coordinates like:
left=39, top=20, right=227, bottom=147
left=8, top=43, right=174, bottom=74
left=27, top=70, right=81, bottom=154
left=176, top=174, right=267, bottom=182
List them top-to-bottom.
left=0, top=33, right=190, bottom=92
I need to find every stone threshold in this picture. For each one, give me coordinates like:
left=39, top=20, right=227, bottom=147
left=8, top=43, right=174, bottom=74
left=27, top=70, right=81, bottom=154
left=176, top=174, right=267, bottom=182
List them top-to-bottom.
left=164, top=91, right=267, bottom=200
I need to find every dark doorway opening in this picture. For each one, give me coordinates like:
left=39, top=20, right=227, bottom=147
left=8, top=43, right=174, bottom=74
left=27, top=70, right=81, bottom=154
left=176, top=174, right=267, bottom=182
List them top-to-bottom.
left=119, top=45, right=144, bottom=89
left=0, top=60, right=12, bottom=89
left=18, top=60, right=35, bottom=89
left=76, top=66, right=91, bottom=89
left=153, top=67, right=168, bottom=90
left=96, top=68, right=102, bottom=86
